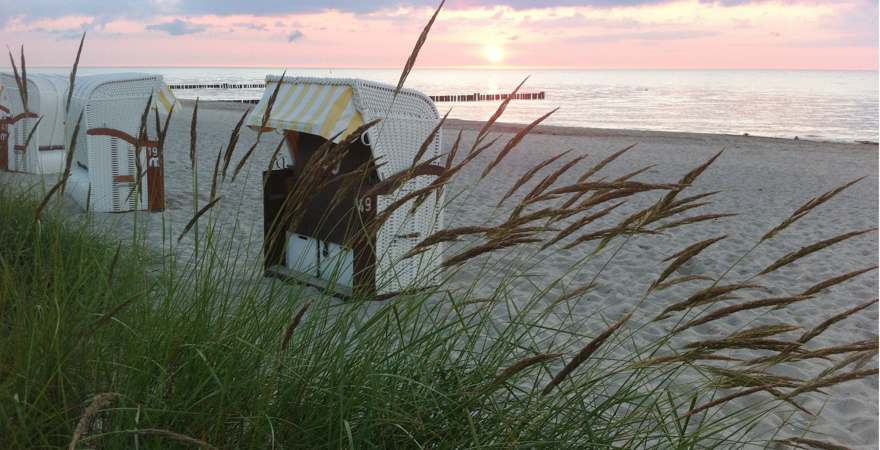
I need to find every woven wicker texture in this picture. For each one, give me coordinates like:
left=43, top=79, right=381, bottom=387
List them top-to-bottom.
left=0, top=73, right=68, bottom=174
left=65, top=73, right=175, bottom=212
left=248, top=76, right=445, bottom=295
left=350, top=79, right=444, bottom=294
left=375, top=175, right=445, bottom=294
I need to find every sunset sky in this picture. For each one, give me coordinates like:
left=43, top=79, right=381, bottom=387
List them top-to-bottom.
left=0, top=0, right=876, bottom=70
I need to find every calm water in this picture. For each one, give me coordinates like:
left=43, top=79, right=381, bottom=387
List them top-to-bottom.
left=29, top=67, right=879, bottom=143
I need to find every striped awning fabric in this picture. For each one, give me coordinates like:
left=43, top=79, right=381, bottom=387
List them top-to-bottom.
left=246, top=79, right=364, bottom=143
left=154, top=82, right=177, bottom=115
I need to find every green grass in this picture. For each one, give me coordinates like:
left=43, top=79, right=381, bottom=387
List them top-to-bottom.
left=0, top=182, right=782, bottom=449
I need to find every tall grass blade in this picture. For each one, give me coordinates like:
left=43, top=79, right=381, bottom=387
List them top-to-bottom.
left=394, top=0, right=445, bottom=97
left=66, top=32, right=85, bottom=114
left=19, top=46, right=26, bottom=107
left=7, top=48, right=26, bottom=111
left=233, top=72, right=285, bottom=181
left=476, top=77, right=528, bottom=143
left=189, top=98, right=199, bottom=169
left=221, top=108, right=250, bottom=180
left=481, top=108, right=558, bottom=179
left=412, top=109, right=448, bottom=167
left=35, top=110, right=82, bottom=219
left=20, top=116, right=42, bottom=156
left=266, top=136, right=287, bottom=174
left=210, top=144, right=222, bottom=200
left=577, top=144, right=636, bottom=184
left=498, top=150, right=572, bottom=207
left=762, top=177, right=864, bottom=241
left=177, top=196, right=222, bottom=242
left=542, top=201, right=625, bottom=249
left=653, top=213, right=737, bottom=231
left=758, top=229, right=876, bottom=276
left=651, top=235, right=726, bottom=291
left=442, top=237, right=541, bottom=268
left=801, top=266, right=877, bottom=296
left=655, top=283, right=764, bottom=321
left=673, top=295, right=813, bottom=333
left=798, top=298, right=878, bottom=344
left=281, top=301, right=313, bottom=353
left=542, top=312, right=631, bottom=395
left=484, top=353, right=562, bottom=393
left=785, top=369, right=879, bottom=399
left=683, top=385, right=774, bottom=418
left=68, top=393, right=118, bottom=450
left=773, top=437, right=851, bottom=450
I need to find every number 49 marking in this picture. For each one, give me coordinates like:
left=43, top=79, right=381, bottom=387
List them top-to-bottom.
left=358, top=196, right=372, bottom=213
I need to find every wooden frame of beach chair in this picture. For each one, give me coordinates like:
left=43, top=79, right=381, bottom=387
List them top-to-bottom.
left=64, top=73, right=176, bottom=213
left=0, top=74, right=68, bottom=174
left=250, top=76, right=445, bottom=298
left=0, top=84, right=7, bottom=170
left=0, top=99, right=9, bottom=171
left=0, top=108, right=39, bottom=172
left=263, top=131, right=382, bottom=297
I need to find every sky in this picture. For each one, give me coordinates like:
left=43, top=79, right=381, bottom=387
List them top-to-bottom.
left=0, top=0, right=876, bottom=70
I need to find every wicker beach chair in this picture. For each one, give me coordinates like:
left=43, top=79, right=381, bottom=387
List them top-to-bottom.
left=0, top=73, right=68, bottom=174
left=65, top=73, right=176, bottom=213
left=249, top=76, right=444, bottom=298
left=0, top=83, right=10, bottom=171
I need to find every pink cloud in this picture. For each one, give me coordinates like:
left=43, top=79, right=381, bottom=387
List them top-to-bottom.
left=0, top=2, right=875, bottom=69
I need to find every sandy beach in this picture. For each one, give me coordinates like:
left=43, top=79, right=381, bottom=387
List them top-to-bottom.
left=2, top=101, right=877, bottom=447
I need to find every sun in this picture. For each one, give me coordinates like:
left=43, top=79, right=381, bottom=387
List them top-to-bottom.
left=482, top=44, right=506, bottom=65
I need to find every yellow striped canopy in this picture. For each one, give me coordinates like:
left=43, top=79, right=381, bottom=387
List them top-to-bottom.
left=246, top=79, right=364, bottom=143
left=154, top=82, right=177, bottom=115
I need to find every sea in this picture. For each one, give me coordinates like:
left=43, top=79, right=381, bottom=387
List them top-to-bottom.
left=27, top=67, right=879, bottom=143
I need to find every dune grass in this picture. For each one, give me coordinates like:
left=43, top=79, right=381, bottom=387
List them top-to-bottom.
left=0, top=183, right=757, bottom=449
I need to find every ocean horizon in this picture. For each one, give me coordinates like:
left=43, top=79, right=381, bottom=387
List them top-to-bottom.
left=24, top=67, right=879, bottom=143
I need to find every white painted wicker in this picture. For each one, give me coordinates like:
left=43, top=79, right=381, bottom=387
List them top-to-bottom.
left=0, top=73, right=68, bottom=174
left=65, top=73, right=174, bottom=213
left=249, top=77, right=445, bottom=295
left=350, top=78, right=445, bottom=294
left=0, top=83, right=10, bottom=169
left=0, top=85, right=8, bottom=118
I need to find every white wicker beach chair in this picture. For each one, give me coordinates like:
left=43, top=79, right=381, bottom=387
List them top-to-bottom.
left=0, top=73, right=68, bottom=174
left=65, top=73, right=176, bottom=213
left=248, top=76, right=444, bottom=297
left=0, top=83, right=10, bottom=171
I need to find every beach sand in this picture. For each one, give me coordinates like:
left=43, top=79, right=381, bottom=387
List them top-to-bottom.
left=2, top=101, right=877, bottom=448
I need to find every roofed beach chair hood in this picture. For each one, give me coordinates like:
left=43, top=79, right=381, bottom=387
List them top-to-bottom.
left=0, top=73, right=69, bottom=174
left=65, top=73, right=176, bottom=213
left=249, top=76, right=445, bottom=297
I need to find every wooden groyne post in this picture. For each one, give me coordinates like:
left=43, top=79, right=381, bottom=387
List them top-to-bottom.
left=168, top=83, right=267, bottom=90
left=168, top=84, right=546, bottom=103
left=427, top=92, right=545, bottom=102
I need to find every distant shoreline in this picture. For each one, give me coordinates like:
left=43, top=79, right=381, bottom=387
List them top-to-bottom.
left=19, top=66, right=880, bottom=72
left=191, top=99, right=879, bottom=149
